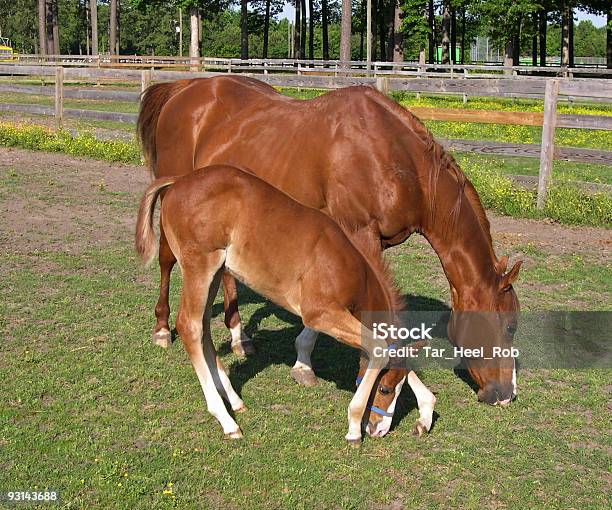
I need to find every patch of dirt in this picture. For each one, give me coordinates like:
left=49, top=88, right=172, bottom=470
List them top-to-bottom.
left=0, top=147, right=609, bottom=266
left=0, top=147, right=148, bottom=256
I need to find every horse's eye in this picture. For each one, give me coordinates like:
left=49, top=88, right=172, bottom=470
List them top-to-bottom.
left=506, top=323, right=517, bottom=335
left=378, top=385, right=392, bottom=395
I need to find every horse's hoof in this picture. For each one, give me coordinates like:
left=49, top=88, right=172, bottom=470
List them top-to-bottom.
left=152, top=328, right=171, bottom=348
left=231, top=340, right=256, bottom=357
left=290, top=367, right=319, bottom=387
left=234, top=405, right=248, bottom=414
left=412, top=420, right=428, bottom=437
left=224, top=429, right=243, bottom=440
left=346, top=437, right=362, bottom=448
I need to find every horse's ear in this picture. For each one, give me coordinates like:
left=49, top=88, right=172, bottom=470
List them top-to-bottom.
left=496, top=255, right=509, bottom=274
left=500, top=260, right=523, bottom=291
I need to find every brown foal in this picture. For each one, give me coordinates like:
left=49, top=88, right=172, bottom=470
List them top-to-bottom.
left=135, top=165, right=435, bottom=442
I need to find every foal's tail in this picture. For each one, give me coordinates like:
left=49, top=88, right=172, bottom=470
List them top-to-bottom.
left=135, top=176, right=177, bottom=267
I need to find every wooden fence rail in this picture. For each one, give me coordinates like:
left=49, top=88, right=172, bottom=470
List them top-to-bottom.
left=0, top=64, right=610, bottom=208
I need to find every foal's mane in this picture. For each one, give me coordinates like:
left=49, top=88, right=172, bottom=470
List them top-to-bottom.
left=365, top=87, right=493, bottom=248
left=337, top=224, right=405, bottom=313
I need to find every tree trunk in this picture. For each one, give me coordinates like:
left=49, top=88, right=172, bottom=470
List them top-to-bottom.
left=38, top=0, right=46, bottom=56
left=45, top=0, right=54, bottom=55
left=52, top=0, right=60, bottom=55
left=85, top=0, right=90, bottom=55
left=90, top=0, right=98, bottom=56
left=109, top=0, right=117, bottom=56
left=241, top=0, right=248, bottom=59
left=263, top=0, right=270, bottom=58
left=300, top=0, right=307, bottom=58
left=308, top=0, right=314, bottom=60
left=322, top=0, right=329, bottom=60
left=340, top=0, right=352, bottom=64
left=359, top=0, right=365, bottom=60
left=372, top=0, right=378, bottom=60
left=378, top=0, right=386, bottom=61
left=392, top=0, right=402, bottom=62
left=428, top=0, right=434, bottom=64
left=386, top=1, right=394, bottom=61
left=295, top=2, right=301, bottom=59
left=441, top=2, right=450, bottom=64
left=561, top=4, right=569, bottom=67
left=189, top=5, right=199, bottom=66
left=450, top=7, right=456, bottom=64
left=460, top=7, right=466, bottom=64
left=607, top=7, right=611, bottom=69
left=568, top=8, right=574, bottom=67
left=539, top=9, right=546, bottom=66
left=532, top=14, right=537, bottom=66
left=512, top=22, right=520, bottom=65
left=504, top=39, right=513, bottom=73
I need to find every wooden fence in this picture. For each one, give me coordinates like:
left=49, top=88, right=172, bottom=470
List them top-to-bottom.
left=0, top=63, right=610, bottom=208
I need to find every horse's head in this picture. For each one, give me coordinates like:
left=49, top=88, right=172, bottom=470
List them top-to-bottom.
left=359, top=257, right=522, bottom=437
left=447, top=257, right=522, bottom=406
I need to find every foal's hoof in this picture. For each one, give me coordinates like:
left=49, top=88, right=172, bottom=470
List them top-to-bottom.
left=152, top=328, right=172, bottom=349
left=231, top=340, right=256, bottom=357
left=290, top=367, right=319, bottom=387
left=233, top=404, right=248, bottom=414
left=412, top=420, right=428, bottom=437
left=224, top=429, right=243, bottom=440
left=346, top=437, right=362, bottom=448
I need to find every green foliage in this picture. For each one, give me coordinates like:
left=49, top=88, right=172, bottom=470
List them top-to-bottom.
left=0, top=122, right=141, bottom=164
left=462, top=156, right=612, bottom=228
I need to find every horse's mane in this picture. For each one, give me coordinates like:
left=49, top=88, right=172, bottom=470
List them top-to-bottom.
left=364, top=88, right=493, bottom=248
left=336, top=223, right=405, bottom=313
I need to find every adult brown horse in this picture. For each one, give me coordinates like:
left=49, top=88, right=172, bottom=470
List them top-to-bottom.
left=137, top=76, right=522, bottom=427
left=135, top=165, right=436, bottom=442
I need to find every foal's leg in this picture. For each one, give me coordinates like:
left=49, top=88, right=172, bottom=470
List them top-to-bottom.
left=152, top=224, right=176, bottom=348
left=176, top=258, right=242, bottom=438
left=222, top=272, right=255, bottom=356
left=204, top=273, right=246, bottom=414
left=304, top=310, right=386, bottom=444
left=290, top=328, right=320, bottom=387
left=406, top=371, right=436, bottom=436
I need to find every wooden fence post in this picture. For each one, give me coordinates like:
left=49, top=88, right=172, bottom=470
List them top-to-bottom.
left=54, top=66, right=64, bottom=129
left=141, top=69, right=152, bottom=93
left=376, top=77, right=389, bottom=95
left=537, top=79, right=560, bottom=209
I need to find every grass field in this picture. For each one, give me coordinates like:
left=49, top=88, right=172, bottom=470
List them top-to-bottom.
left=1, top=149, right=610, bottom=509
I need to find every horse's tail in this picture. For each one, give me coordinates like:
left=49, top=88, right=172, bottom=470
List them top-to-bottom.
left=137, top=80, right=192, bottom=176
left=135, top=176, right=178, bottom=266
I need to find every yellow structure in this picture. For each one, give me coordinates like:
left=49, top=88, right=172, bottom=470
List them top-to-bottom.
left=0, top=37, right=17, bottom=62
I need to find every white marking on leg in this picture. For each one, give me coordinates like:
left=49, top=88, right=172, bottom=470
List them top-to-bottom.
left=230, top=323, right=251, bottom=346
left=292, top=327, right=319, bottom=371
left=191, top=337, right=241, bottom=435
left=512, top=359, right=517, bottom=397
left=346, top=366, right=380, bottom=441
left=407, top=371, right=436, bottom=432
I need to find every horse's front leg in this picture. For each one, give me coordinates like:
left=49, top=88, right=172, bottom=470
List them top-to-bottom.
left=152, top=224, right=175, bottom=348
left=222, top=271, right=255, bottom=356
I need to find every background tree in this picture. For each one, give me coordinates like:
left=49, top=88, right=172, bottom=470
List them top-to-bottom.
left=109, top=0, right=118, bottom=55
left=340, top=0, right=351, bottom=62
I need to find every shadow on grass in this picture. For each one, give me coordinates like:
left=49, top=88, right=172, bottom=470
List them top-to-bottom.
left=211, top=282, right=452, bottom=431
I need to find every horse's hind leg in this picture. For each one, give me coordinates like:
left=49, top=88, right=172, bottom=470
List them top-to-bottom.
left=152, top=224, right=175, bottom=348
left=176, top=255, right=242, bottom=438
left=222, top=271, right=255, bottom=356
left=204, top=274, right=246, bottom=413
left=290, top=328, right=320, bottom=387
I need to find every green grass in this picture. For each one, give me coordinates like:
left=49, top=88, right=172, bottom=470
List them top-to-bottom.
left=456, top=154, right=612, bottom=185
left=0, top=157, right=610, bottom=509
